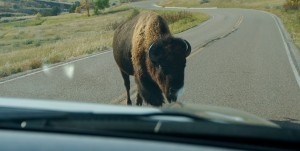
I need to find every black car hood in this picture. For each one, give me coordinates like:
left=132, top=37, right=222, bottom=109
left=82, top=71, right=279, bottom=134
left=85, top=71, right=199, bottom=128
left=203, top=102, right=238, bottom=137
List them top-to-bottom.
left=0, top=97, right=278, bottom=128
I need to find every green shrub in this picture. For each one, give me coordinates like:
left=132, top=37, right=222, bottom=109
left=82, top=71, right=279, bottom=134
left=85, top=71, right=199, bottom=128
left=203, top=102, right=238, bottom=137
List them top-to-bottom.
left=283, top=0, right=299, bottom=11
left=70, top=1, right=80, bottom=13
left=40, top=7, right=61, bottom=16
left=75, top=7, right=81, bottom=13
left=297, top=11, right=300, bottom=23
left=36, top=12, right=42, bottom=18
left=53, top=36, right=61, bottom=41
left=23, top=39, right=34, bottom=45
left=34, top=40, right=41, bottom=47
left=11, top=67, right=22, bottom=74
left=0, top=70, right=10, bottom=77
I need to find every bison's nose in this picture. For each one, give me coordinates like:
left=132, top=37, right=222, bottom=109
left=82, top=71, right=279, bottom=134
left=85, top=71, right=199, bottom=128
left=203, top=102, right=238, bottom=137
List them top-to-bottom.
left=167, top=88, right=177, bottom=103
left=169, top=88, right=177, bottom=94
left=167, top=95, right=177, bottom=103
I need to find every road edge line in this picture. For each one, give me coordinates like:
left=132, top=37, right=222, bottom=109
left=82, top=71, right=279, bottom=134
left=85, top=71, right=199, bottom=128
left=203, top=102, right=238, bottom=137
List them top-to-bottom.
left=271, top=14, right=300, bottom=88
left=0, top=50, right=112, bottom=85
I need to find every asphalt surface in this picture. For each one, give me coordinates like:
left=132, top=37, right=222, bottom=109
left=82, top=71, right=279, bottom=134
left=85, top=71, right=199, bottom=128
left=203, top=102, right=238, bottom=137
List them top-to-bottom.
left=1, top=0, right=300, bottom=129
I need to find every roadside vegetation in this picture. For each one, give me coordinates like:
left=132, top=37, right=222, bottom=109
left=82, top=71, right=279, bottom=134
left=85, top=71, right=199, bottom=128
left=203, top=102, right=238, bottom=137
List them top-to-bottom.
left=0, top=0, right=209, bottom=78
left=0, top=0, right=69, bottom=17
left=158, top=0, right=300, bottom=50
left=155, top=10, right=209, bottom=34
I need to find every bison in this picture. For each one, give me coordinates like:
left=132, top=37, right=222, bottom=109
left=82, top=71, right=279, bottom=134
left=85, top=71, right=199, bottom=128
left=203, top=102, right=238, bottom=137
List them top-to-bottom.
left=113, top=11, right=191, bottom=107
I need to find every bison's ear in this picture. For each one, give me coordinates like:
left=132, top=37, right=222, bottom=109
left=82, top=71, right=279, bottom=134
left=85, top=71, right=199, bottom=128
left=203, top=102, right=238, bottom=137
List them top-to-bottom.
left=183, top=39, right=191, bottom=57
left=149, top=42, right=163, bottom=65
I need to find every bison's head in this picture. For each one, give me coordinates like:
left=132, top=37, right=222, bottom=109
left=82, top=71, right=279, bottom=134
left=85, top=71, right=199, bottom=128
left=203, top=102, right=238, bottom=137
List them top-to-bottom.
left=148, top=37, right=191, bottom=103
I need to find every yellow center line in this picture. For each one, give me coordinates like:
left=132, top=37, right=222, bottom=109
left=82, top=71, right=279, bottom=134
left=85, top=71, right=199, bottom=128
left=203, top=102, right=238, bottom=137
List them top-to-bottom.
left=234, top=15, right=244, bottom=28
left=187, top=47, right=204, bottom=60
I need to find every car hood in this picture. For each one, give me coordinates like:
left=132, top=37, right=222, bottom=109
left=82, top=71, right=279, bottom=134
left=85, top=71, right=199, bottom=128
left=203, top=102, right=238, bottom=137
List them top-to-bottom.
left=0, top=97, right=278, bottom=128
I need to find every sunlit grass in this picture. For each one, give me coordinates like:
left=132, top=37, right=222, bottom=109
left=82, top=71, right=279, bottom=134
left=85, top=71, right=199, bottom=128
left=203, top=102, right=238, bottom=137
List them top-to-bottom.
left=0, top=0, right=209, bottom=79
left=0, top=7, right=133, bottom=78
left=155, top=10, right=209, bottom=34
left=271, top=10, right=300, bottom=48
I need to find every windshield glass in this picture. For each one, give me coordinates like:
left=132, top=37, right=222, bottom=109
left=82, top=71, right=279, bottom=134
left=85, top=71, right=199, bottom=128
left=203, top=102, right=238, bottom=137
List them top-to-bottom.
left=0, top=0, right=300, bottom=134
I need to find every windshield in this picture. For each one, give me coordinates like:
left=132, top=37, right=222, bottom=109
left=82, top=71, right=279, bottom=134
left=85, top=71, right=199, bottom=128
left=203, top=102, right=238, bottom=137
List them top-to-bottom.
left=0, top=0, right=300, bottom=136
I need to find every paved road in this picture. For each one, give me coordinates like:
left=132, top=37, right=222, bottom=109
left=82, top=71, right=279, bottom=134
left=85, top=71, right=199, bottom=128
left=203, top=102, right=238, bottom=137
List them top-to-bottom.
left=1, top=0, right=300, bottom=129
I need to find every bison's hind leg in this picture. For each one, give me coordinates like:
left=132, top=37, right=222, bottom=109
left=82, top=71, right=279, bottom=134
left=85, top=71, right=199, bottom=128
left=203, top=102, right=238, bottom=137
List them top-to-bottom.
left=120, top=70, right=132, bottom=105
left=136, top=93, right=143, bottom=106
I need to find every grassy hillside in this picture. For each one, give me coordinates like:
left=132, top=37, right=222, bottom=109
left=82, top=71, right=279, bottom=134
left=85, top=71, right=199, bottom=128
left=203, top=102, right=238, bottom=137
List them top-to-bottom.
left=0, top=0, right=72, bottom=17
left=0, top=4, right=209, bottom=78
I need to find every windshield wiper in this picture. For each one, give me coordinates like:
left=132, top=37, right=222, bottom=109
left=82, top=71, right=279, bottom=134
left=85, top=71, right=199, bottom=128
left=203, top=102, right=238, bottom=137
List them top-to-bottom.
left=0, top=107, right=207, bottom=131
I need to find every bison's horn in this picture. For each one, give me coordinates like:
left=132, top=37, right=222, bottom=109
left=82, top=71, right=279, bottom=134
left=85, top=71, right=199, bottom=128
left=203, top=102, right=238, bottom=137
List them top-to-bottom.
left=183, top=40, right=191, bottom=57
left=149, top=42, right=162, bottom=64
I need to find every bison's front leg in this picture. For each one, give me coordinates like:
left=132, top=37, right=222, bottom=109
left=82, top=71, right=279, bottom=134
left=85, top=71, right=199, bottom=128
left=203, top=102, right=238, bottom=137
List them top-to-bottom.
left=120, top=70, right=132, bottom=105
left=135, top=75, right=164, bottom=107
left=136, top=93, right=143, bottom=106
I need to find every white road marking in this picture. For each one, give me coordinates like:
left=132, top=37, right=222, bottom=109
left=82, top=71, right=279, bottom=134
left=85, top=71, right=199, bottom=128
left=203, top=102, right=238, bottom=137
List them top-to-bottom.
left=271, top=14, right=300, bottom=88
left=0, top=50, right=112, bottom=85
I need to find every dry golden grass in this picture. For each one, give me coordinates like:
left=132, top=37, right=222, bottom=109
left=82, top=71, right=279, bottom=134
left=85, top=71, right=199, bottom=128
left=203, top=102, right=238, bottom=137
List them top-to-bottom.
left=0, top=6, right=209, bottom=78
left=0, top=8, right=133, bottom=78
left=155, top=10, right=209, bottom=34
left=271, top=10, right=300, bottom=48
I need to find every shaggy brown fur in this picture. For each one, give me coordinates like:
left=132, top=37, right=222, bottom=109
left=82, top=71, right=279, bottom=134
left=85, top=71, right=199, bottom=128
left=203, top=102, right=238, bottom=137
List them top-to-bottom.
left=113, top=11, right=191, bottom=106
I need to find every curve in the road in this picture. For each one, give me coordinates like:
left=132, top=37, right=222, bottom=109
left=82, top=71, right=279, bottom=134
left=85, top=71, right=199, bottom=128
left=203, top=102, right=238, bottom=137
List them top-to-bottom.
left=0, top=0, right=300, bottom=130
left=127, top=1, right=300, bottom=129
